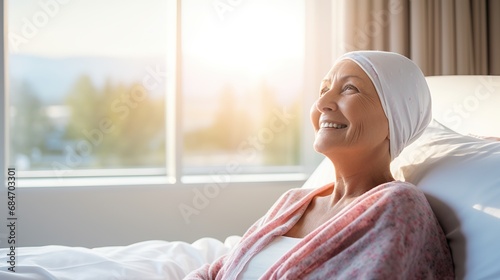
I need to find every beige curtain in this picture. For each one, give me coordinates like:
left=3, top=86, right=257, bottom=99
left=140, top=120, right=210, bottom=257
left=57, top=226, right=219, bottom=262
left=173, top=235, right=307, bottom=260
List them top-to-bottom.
left=338, top=0, right=500, bottom=76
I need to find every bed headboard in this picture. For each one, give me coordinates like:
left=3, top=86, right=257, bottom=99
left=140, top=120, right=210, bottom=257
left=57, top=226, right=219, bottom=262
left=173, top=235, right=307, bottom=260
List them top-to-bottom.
left=426, top=75, right=500, bottom=137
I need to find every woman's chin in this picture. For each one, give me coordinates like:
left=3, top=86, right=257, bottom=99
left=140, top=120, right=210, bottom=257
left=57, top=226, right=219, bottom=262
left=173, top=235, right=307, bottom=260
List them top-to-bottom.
left=313, top=142, right=342, bottom=156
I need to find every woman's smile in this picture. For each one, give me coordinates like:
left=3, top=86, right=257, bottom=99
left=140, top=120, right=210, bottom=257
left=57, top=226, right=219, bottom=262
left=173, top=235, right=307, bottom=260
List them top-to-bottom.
left=319, top=122, right=348, bottom=129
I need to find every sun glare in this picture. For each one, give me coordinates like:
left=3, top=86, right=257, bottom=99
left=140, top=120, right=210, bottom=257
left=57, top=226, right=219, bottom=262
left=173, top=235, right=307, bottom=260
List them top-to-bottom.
left=9, top=0, right=303, bottom=66
left=182, top=0, right=304, bottom=78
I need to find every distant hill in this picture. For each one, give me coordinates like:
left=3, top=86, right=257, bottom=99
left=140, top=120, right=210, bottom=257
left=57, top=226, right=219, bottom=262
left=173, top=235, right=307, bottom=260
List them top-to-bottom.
left=8, top=54, right=166, bottom=105
left=8, top=54, right=304, bottom=107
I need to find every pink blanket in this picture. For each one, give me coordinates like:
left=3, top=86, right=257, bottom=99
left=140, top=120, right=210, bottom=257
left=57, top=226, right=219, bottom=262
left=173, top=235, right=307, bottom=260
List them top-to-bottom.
left=185, top=181, right=454, bottom=279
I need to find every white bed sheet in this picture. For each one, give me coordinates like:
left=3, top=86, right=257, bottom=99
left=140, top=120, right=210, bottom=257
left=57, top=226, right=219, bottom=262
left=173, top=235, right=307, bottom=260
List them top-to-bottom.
left=0, top=236, right=241, bottom=280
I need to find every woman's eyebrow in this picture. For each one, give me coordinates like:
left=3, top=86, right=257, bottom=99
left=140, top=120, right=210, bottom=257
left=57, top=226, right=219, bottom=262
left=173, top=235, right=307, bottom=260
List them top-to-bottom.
left=321, top=74, right=363, bottom=88
left=337, top=74, right=363, bottom=81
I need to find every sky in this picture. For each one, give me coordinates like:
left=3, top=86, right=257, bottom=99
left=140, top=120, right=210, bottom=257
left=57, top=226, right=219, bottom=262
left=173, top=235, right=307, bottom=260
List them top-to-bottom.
left=8, top=0, right=169, bottom=57
left=8, top=0, right=306, bottom=120
left=8, top=0, right=304, bottom=62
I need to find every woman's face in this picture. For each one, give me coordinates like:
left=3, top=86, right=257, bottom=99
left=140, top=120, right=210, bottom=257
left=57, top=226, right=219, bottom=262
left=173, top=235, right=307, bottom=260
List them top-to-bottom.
left=310, top=59, right=390, bottom=158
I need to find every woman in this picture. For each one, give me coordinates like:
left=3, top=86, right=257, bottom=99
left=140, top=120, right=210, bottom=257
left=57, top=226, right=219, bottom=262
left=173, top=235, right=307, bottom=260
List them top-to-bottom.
left=185, top=51, right=454, bottom=279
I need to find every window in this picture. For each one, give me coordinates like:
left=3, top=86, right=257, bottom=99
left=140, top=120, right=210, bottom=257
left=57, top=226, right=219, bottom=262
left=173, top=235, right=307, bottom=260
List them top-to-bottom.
left=3, top=0, right=319, bottom=186
left=7, top=0, right=170, bottom=178
left=182, top=0, right=305, bottom=175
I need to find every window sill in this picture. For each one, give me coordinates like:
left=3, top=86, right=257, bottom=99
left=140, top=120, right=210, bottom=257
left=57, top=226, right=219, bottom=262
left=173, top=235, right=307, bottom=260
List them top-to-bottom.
left=15, top=173, right=309, bottom=188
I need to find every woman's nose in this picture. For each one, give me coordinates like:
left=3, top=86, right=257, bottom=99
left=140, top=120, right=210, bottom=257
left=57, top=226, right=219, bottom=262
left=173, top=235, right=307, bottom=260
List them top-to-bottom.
left=316, top=91, right=338, bottom=112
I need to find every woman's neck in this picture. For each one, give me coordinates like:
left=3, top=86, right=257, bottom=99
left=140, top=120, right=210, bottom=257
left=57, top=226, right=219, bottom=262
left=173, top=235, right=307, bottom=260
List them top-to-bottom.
left=326, top=148, right=394, bottom=206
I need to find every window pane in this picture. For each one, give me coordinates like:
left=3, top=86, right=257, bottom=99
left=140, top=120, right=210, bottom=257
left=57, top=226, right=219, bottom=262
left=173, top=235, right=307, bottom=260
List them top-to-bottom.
left=8, top=0, right=169, bottom=172
left=182, top=0, right=305, bottom=173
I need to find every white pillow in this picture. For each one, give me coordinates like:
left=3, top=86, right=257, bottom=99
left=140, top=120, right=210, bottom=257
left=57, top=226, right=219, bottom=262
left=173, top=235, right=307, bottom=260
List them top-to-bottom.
left=391, top=120, right=500, bottom=280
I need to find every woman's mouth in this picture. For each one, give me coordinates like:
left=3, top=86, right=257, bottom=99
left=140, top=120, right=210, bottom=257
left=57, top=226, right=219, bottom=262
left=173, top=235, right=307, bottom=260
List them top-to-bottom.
left=320, top=122, right=348, bottom=129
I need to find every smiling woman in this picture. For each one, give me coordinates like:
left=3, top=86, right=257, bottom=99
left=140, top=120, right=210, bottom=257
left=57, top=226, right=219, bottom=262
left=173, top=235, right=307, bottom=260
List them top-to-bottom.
left=185, top=51, right=453, bottom=279
left=311, top=60, right=390, bottom=162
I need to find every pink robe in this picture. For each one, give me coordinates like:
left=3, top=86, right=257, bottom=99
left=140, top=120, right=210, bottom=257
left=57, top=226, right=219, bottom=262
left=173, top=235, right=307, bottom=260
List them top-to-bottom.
left=185, top=181, right=454, bottom=279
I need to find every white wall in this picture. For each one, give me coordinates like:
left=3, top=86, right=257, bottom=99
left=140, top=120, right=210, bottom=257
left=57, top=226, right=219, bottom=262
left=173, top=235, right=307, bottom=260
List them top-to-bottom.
left=10, top=181, right=301, bottom=248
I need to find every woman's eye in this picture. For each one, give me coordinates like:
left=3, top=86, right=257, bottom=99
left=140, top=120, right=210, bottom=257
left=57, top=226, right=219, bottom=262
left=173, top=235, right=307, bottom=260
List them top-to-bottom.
left=342, top=84, right=358, bottom=93
left=320, top=87, right=329, bottom=96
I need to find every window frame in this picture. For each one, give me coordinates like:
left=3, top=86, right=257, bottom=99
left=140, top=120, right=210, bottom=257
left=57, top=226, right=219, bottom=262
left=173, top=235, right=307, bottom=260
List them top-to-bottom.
left=1, top=0, right=333, bottom=188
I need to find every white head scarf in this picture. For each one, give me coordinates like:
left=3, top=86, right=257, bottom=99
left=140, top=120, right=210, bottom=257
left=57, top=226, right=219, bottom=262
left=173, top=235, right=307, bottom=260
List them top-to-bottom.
left=338, top=51, right=432, bottom=160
